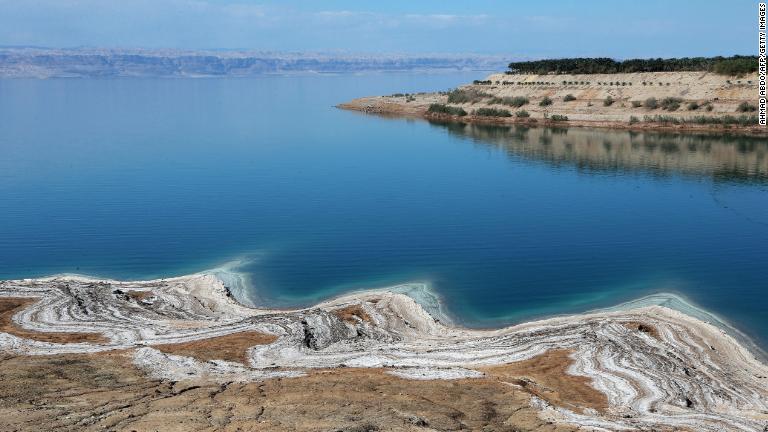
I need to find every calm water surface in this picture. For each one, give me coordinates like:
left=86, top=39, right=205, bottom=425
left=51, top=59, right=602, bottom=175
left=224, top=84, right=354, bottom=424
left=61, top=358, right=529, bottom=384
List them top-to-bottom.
left=0, top=74, right=766, bottom=347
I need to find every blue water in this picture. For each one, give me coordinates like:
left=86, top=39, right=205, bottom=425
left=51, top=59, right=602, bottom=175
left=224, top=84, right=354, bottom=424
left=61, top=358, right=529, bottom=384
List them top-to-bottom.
left=1, top=74, right=767, bottom=348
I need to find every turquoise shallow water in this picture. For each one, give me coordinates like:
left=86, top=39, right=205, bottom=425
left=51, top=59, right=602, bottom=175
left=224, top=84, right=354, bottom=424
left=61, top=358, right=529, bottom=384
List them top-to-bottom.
left=0, top=73, right=766, bottom=348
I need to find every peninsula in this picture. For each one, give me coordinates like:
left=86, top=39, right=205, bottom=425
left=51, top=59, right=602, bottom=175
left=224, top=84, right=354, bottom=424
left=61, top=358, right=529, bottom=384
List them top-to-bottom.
left=338, top=56, right=767, bottom=135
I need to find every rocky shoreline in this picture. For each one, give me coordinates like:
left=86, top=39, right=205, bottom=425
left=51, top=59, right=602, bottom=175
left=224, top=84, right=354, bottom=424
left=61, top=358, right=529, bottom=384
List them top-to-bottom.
left=1, top=272, right=767, bottom=431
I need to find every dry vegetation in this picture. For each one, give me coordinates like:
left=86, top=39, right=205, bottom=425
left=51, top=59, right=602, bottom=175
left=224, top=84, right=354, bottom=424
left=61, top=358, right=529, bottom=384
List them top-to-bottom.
left=152, top=331, right=278, bottom=364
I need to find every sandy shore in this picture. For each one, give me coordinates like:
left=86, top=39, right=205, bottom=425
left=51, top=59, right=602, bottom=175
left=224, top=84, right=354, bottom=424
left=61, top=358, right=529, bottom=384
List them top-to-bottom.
left=337, top=71, right=768, bottom=136
left=1, top=269, right=767, bottom=431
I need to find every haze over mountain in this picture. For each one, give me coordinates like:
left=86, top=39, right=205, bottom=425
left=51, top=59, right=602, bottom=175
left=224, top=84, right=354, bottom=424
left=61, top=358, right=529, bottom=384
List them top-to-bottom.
left=0, top=47, right=508, bottom=78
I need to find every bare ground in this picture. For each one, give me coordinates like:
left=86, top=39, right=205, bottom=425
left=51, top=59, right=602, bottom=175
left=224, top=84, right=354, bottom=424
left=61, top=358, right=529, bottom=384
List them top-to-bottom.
left=332, top=305, right=373, bottom=324
left=622, top=321, right=660, bottom=340
left=0, top=350, right=592, bottom=432
left=481, top=350, right=608, bottom=414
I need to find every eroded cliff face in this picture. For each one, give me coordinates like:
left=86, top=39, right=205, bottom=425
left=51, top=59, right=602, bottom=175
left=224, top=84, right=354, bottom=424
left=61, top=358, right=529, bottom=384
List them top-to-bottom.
left=480, top=71, right=755, bottom=104
left=1, top=275, right=767, bottom=431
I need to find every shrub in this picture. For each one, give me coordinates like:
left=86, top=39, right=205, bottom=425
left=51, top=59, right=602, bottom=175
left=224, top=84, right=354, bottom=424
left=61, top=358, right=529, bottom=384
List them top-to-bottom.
left=713, top=57, right=758, bottom=75
left=447, top=89, right=491, bottom=104
left=563, top=94, right=576, bottom=102
left=504, top=96, right=529, bottom=107
left=539, top=96, right=553, bottom=106
left=603, top=96, right=615, bottom=106
left=644, top=97, right=658, bottom=109
left=660, top=97, right=683, bottom=111
left=631, top=101, right=642, bottom=108
left=736, top=101, right=757, bottom=112
left=687, top=102, right=699, bottom=111
left=427, top=104, right=467, bottom=116
left=705, top=104, right=714, bottom=112
left=474, top=107, right=512, bottom=117
left=516, top=110, right=530, bottom=118
left=550, top=114, right=569, bottom=121
left=643, top=114, right=758, bottom=126
left=685, top=114, right=757, bottom=125
left=644, top=115, right=680, bottom=125
left=629, top=116, right=640, bottom=124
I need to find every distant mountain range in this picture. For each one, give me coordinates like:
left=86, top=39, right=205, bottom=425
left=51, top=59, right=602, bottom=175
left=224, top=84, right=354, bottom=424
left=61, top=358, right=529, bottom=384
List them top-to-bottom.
left=0, top=48, right=509, bottom=78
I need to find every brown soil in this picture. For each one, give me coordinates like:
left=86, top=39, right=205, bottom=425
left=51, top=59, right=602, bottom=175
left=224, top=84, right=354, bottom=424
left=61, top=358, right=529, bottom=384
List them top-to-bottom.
left=125, top=290, right=154, bottom=302
left=0, top=297, right=108, bottom=344
left=332, top=304, right=372, bottom=324
left=623, top=321, right=661, bottom=339
left=152, top=330, right=278, bottom=364
left=482, top=349, right=608, bottom=414
left=0, top=351, right=585, bottom=432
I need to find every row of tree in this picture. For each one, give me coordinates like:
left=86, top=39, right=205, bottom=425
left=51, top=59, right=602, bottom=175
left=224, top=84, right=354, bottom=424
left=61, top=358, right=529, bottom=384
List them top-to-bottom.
left=507, top=56, right=757, bottom=75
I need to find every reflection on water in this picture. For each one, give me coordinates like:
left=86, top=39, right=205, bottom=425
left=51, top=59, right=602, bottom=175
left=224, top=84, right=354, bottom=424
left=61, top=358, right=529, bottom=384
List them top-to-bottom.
left=1, top=75, right=767, bottom=350
left=429, top=121, right=768, bottom=183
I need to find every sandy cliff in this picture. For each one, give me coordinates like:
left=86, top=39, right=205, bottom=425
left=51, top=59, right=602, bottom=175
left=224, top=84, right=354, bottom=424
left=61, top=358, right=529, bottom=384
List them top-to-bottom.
left=339, top=71, right=766, bottom=134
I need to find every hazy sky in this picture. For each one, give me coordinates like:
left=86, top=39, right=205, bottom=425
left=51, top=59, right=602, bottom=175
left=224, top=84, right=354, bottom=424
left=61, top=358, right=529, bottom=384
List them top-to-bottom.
left=0, top=0, right=758, bottom=57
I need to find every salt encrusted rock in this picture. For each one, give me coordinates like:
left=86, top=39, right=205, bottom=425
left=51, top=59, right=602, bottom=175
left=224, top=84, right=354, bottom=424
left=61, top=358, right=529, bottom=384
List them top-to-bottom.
left=1, top=274, right=767, bottom=431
